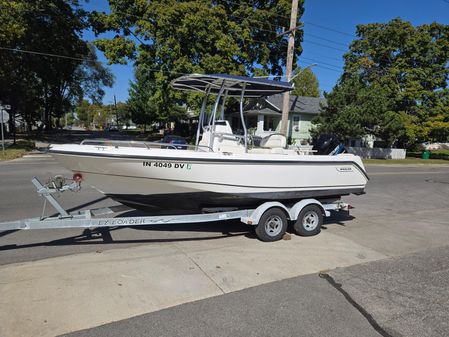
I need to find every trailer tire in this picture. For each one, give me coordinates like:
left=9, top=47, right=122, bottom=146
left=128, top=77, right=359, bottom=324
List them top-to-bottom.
left=294, top=204, right=323, bottom=236
left=255, top=207, right=288, bottom=242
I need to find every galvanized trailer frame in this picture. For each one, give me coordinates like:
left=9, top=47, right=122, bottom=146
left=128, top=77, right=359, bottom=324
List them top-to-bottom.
left=0, top=177, right=350, bottom=241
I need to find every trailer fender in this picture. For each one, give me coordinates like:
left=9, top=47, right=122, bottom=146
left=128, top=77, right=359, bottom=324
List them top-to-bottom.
left=289, top=199, right=326, bottom=221
left=241, top=202, right=290, bottom=225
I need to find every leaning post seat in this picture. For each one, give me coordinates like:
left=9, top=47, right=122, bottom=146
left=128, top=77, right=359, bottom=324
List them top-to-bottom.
left=199, top=120, right=245, bottom=153
left=259, top=133, right=287, bottom=149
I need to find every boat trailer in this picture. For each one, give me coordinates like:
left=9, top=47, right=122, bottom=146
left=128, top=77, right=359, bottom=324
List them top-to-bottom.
left=0, top=176, right=352, bottom=242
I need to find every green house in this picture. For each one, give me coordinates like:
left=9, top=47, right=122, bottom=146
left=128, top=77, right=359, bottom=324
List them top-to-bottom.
left=235, top=94, right=326, bottom=144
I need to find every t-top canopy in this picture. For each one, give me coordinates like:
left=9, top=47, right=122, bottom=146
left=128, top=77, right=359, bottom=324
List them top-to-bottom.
left=171, top=73, right=293, bottom=98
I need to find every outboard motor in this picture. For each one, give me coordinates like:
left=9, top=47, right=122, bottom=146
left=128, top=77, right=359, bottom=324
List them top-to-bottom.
left=313, top=134, right=344, bottom=155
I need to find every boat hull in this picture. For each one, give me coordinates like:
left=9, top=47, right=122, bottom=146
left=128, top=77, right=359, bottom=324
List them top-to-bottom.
left=49, top=145, right=368, bottom=214
left=107, top=189, right=364, bottom=214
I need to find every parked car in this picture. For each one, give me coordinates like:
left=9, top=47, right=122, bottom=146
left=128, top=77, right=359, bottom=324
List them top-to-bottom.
left=105, top=124, right=119, bottom=132
left=122, top=124, right=137, bottom=130
left=160, top=135, right=188, bottom=149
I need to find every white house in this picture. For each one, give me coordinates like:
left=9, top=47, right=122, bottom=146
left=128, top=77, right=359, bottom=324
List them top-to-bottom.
left=230, top=94, right=326, bottom=144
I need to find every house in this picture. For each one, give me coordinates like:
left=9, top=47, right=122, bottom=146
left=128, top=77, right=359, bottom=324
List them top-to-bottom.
left=230, top=94, right=326, bottom=144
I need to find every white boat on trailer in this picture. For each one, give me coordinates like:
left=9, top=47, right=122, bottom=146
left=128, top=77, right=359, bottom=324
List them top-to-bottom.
left=0, top=74, right=368, bottom=241
left=47, top=74, right=369, bottom=215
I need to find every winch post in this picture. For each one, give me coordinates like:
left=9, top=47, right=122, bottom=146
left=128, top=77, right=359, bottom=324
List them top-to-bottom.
left=31, top=177, right=71, bottom=219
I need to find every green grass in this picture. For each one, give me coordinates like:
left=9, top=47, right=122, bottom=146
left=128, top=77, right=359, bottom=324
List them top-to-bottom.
left=0, top=140, right=35, bottom=161
left=407, top=149, right=449, bottom=161
left=430, top=149, right=449, bottom=156
left=363, top=157, right=449, bottom=165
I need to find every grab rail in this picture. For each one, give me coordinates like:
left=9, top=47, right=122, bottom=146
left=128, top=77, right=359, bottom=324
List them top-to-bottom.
left=79, top=139, right=214, bottom=152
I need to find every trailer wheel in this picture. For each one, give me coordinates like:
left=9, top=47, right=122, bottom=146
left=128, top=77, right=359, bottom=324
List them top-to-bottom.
left=294, top=205, right=323, bottom=236
left=255, top=208, right=288, bottom=242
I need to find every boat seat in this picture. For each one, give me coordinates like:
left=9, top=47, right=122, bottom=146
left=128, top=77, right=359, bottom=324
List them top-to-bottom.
left=199, top=121, right=246, bottom=153
left=214, top=134, right=245, bottom=153
left=259, top=134, right=287, bottom=149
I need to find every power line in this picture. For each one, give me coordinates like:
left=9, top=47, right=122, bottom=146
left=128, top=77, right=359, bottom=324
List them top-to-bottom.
left=218, top=0, right=356, bottom=38
left=4, top=2, right=357, bottom=45
left=111, top=4, right=356, bottom=45
left=109, top=8, right=353, bottom=52
left=111, top=8, right=287, bottom=34
left=102, top=9, right=350, bottom=54
left=303, top=21, right=356, bottom=38
left=306, top=33, right=349, bottom=48
left=302, top=40, right=347, bottom=52
left=1, top=43, right=343, bottom=77
left=0, top=46, right=88, bottom=62
left=0, top=46, right=193, bottom=76
left=302, top=51, right=344, bottom=63
left=300, top=57, right=341, bottom=70
left=299, top=63, right=341, bottom=73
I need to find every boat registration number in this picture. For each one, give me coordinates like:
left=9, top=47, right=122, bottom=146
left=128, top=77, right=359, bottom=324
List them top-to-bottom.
left=143, top=161, right=192, bottom=170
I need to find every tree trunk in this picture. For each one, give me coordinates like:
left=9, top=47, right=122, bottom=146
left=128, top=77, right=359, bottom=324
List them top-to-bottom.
left=44, top=105, right=53, bottom=131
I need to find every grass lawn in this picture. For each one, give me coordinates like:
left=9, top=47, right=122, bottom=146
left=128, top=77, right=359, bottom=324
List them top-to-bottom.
left=0, top=140, right=35, bottom=161
left=429, top=149, right=449, bottom=157
left=363, top=157, right=449, bottom=165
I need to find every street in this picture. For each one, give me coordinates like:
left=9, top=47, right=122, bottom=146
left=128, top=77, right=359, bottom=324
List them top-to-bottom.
left=0, top=154, right=449, bottom=337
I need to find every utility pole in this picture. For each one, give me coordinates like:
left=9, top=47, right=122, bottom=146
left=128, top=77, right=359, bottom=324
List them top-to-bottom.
left=280, top=0, right=299, bottom=137
left=114, top=94, right=119, bottom=128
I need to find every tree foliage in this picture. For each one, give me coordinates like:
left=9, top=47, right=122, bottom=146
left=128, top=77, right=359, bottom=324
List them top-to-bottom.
left=0, top=0, right=113, bottom=131
left=90, top=0, right=304, bottom=123
left=315, top=18, right=449, bottom=146
left=127, top=66, right=157, bottom=129
left=291, top=66, right=320, bottom=97
left=75, top=100, right=130, bottom=130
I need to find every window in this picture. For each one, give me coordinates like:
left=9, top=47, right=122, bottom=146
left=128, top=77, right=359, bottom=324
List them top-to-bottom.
left=293, top=115, right=300, bottom=131
left=264, top=116, right=275, bottom=131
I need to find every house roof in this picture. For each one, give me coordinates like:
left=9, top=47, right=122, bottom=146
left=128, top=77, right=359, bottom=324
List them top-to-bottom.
left=242, top=94, right=326, bottom=116
left=266, top=94, right=327, bottom=115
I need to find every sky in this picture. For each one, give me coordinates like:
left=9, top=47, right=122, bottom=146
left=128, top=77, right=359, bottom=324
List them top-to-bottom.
left=82, top=0, right=449, bottom=103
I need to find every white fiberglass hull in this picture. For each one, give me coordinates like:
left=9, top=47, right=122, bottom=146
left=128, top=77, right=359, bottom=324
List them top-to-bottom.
left=48, top=144, right=368, bottom=214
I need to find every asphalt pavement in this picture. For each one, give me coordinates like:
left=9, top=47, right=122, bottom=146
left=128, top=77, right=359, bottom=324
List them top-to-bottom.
left=1, top=154, right=449, bottom=337
left=1, top=155, right=448, bottom=264
left=62, top=245, right=449, bottom=337
left=62, top=272, right=384, bottom=337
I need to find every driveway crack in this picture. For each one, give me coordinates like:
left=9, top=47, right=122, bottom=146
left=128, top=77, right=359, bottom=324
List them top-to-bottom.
left=172, top=243, right=226, bottom=294
left=319, top=272, right=397, bottom=337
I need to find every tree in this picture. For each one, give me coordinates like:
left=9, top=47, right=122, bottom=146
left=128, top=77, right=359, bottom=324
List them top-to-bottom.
left=0, top=0, right=113, bottom=131
left=90, top=0, right=304, bottom=123
left=315, top=18, right=449, bottom=147
left=75, top=45, right=115, bottom=104
left=127, top=67, right=157, bottom=130
left=291, top=67, right=320, bottom=97
left=313, top=75, right=406, bottom=145
left=75, top=100, right=91, bottom=127
left=75, top=100, right=116, bottom=129
left=113, top=102, right=131, bottom=128
left=91, top=104, right=111, bottom=129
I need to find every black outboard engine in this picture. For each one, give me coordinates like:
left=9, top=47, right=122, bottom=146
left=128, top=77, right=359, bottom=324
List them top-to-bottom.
left=312, top=134, right=344, bottom=155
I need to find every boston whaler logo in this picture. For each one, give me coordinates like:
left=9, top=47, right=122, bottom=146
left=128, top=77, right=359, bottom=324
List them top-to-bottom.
left=336, top=166, right=353, bottom=172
